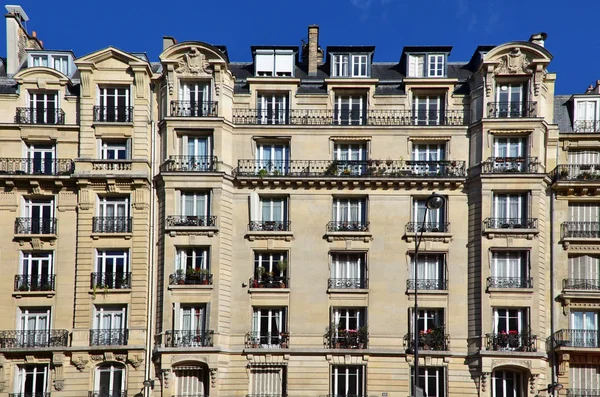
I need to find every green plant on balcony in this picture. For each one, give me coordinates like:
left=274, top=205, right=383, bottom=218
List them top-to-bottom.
left=325, top=161, right=339, bottom=176
left=342, top=168, right=352, bottom=176
left=257, top=169, right=269, bottom=178
left=559, top=169, right=569, bottom=178
left=578, top=171, right=592, bottom=180
left=256, top=266, right=266, bottom=282
left=357, top=325, right=368, bottom=348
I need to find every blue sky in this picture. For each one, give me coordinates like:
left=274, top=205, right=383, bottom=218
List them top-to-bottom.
left=5, top=0, right=598, bottom=94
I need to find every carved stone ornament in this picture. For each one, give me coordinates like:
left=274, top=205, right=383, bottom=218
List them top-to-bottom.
left=175, top=48, right=211, bottom=76
left=494, top=48, right=533, bottom=75
left=128, top=354, right=144, bottom=370
left=71, top=355, right=89, bottom=372
left=209, top=368, right=217, bottom=388
left=161, top=369, right=171, bottom=389
left=481, top=372, right=489, bottom=392
left=53, top=379, right=64, bottom=391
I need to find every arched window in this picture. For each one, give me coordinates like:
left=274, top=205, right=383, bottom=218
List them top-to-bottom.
left=94, top=364, right=125, bottom=397
left=174, top=365, right=208, bottom=397
left=492, top=369, right=524, bottom=397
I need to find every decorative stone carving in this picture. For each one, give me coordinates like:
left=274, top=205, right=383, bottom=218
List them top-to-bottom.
left=175, top=48, right=211, bottom=76
left=493, top=48, right=533, bottom=75
left=52, top=353, right=65, bottom=391
left=115, top=353, right=127, bottom=362
left=559, top=353, right=570, bottom=376
left=0, top=354, right=7, bottom=392
left=90, top=354, right=104, bottom=362
left=128, top=354, right=144, bottom=370
left=71, top=355, right=89, bottom=371
left=492, top=359, right=531, bottom=369
left=209, top=368, right=217, bottom=388
left=161, top=369, right=171, bottom=389
left=481, top=372, right=489, bottom=392
left=529, top=374, right=539, bottom=395
left=53, top=380, right=64, bottom=391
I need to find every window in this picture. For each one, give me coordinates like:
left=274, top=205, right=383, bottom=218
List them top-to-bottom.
left=255, top=49, right=294, bottom=77
left=29, top=53, right=70, bottom=75
left=332, top=54, right=369, bottom=77
left=427, top=54, right=445, bottom=77
left=31, top=55, right=48, bottom=67
left=332, top=55, right=349, bottom=77
left=352, top=55, right=368, bottom=77
left=408, top=55, right=425, bottom=78
left=53, top=56, right=68, bottom=75
left=178, top=81, right=212, bottom=116
left=494, top=84, right=526, bottom=118
left=97, top=87, right=130, bottom=122
left=29, top=91, right=58, bottom=124
left=257, top=93, right=289, bottom=124
left=334, top=95, right=366, bottom=125
left=413, top=95, right=444, bottom=125
left=574, top=100, right=600, bottom=132
left=178, top=135, right=213, bottom=171
left=493, top=137, right=527, bottom=171
left=100, top=140, right=129, bottom=160
left=26, top=143, right=55, bottom=175
left=255, top=143, right=290, bottom=175
left=333, top=143, right=367, bottom=175
left=412, top=143, right=446, bottom=175
left=568, top=150, right=600, bottom=165
left=181, top=191, right=210, bottom=217
left=492, top=193, right=529, bottom=225
left=249, top=194, right=289, bottom=231
left=96, top=196, right=130, bottom=233
left=261, top=196, right=287, bottom=223
left=331, top=197, right=367, bottom=230
left=412, top=197, right=446, bottom=232
left=19, top=198, right=55, bottom=234
left=569, top=202, right=600, bottom=223
left=176, top=247, right=209, bottom=273
left=95, top=250, right=129, bottom=289
left=490, top=251, right=530, bottom=288
left=19, top=252, right=53, bottom=292
left=254, top=252, right=287, bottom=287
left=330, top=252, right=367, bottom=289
left=409, top=254, right=445, bottom=290
left=569, top=255, right=600, bottom=288
left=92, top=305, right=127, bottom=345
left=177, top=305, right=209, bottom=347
left=251, top=307, right=287, bottom=347
left=332, top=307, right=366, bottom=331
left=19, top=308, right=51, bottom=347
left=412, top=308, right=444, bottom=334
left=492, top=308, right=530, bottom=350
left=571, top=311, right=599, bottom=347
left=95, top=364, right=125, bottom=397
left=14, top=365, right=48, bottom=396
left=250, top=365, right=286, bottom=397
left=571, top=365, right=600, bottom=391
left=174, top=366, right=208, bottom=397
left=331, top=366, right=364, bottom=397
left=411, top=367, right=445, bottom=397
left=492, top=370, right=523, bottom=397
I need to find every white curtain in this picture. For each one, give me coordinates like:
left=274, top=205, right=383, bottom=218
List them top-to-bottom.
left=569, top=255, right=600, bottom=281
left=571, top=365, right=600, bottom=390
left=251, top=366, right=283, bottom=395
left=175, top=367, right=205, bottom=396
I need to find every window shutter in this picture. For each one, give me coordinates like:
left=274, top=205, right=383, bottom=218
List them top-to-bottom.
left=126, top=139, right=132, bottom=159
left=250, top=191, right=260, bottom=222
left=205, top=302, right=211, bottom=332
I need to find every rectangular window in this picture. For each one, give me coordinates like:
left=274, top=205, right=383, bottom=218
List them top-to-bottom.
left=255, top=50, right=294, bottom=77
left=408, top=54, right=425, bottom=78
left=427, top=54, right=445, bottom=77
left=333, top=55, right=349, bottom=77
left=352, top=55, right=368, bottom=77
left=31, top=56, right=48, bottom=67
left=53, top=56, right=68, bottom=75
left=178, top=82, right=211, bottom=116
left=495, top=83, right=526, bottom=118
left=97, top=87, right=130, bottom=122
left=28, top=91, right=58, bottom=124
left=257, top=93, right=289, bottom=124
left=334, top=95, right=366, bottom=125
left=413, top=95, right=444, bottom=125
left=574, top=100, right=599, bottom=132
left=177, top=134, right=213, bottom=171
left=493, top=137, right=527, bottom=171
left=100, top=140, right=129, bottom=160
left=26, top=143, right=55, bottom=175
left=255, top=143, right=290, bottom=175
left=333, top=143, right=367, bottom=175
left=412, top=143, right=446, bottom=175
left=568, top=150, right=600, bottom=165
left=181, top=191, right=210, bottom=218
left=492, top=193, right=528, bottom=224
left=96, top=196, right=129, bottom=233
left=260, top=197, right=287, bottom=223
left=332, top=197, right=367, bottom=228
left=412, top=197, right=446, bottom=231
left=20, top=198, right=55, bottom=234
left=569, top=202, right=600, bottom=223
left=176, top=247, right=209, bottom=272
left=95, top=250, right=129, bottom=289
left=491, top=251, right=530, bottom=288
left=19, top=252, right=53, bottom=292
left=254, top=252, right=287, bottom=276
left=330, top=252, right=367, bottom=289
left=409, top=254, right=445, bottom=290
left=569, top=255, right=600, bottom=286
left=92, top=305, right=127, bottom=345
left=180, top=305, right=208, bottom=334
left=252, top=307, right=287, bottom=347
left=332, top=307, right=366, bottom=331
left=19, top=308, right=51, bottom=347
left=411, top=308, right=444, bottom=334
left=492, top=308, right=530, bottom=351
left=570, top=311, right=599, bottom=347
left=95, top=364, right=125, bottom=396
left=14, top=365, right=48, bottom=395
left=571, top=365, right=600, bottom=390
left=250, top=366, right=286, bottom=396
left=331, top=366, right=365, bottom=396
left=175, top=367, right=207, bottom=396
left=411, top=367, right=445, bottom=397
left=492, top=370, right=523, bottom=397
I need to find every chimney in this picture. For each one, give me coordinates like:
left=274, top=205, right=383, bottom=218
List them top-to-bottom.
left=5, top=5, right=41, bottom=76
left=307, top=24, right=320, bottom=76
left=529, top=32, right=548, bottom=47
left=163, top=36, right=177, bottom=51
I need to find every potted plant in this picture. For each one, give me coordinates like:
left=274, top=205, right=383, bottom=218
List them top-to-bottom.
left=386, top=158, right=393, bottom=166
left=325, top=161, right=339, bottom=176
left=257, top=168, right=269, bottom=178
left=342, top=168, right=352, bottom=176
left=256, top=266, right=266, bottom=282
left=175, top=268, right=186, bottom=285
left=200, top=269, right=210, bottom=285
left=357, top=325, right=368, bottom=349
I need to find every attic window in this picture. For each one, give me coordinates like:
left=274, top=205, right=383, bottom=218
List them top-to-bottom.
left=255, top=50, right=294, bottom=77
left=28, top=53, right=70, bottom=75
left=408, top=53, right=447, bottom=78
left=332, top=54, right=369, bottom=77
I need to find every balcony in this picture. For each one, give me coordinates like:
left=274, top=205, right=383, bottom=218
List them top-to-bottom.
left=170, top=100, right=218, bottom=117
left=487, top=101, right=537, bottom=118
left=93, top=106, right=134, bottom=123
left=16, top=107, right=65, bottom=125
left=232, top=108, right=469, bottom=126
left=573, top=120, right=600, bottom=133
left=160, top=155, right=218, bottom=172
left=481, top=157, right=540, bottom=173
left=0, top=158, right=74, bottom=176
left=90, top=160, right=133, bottom=172
left=553, top=164, right=600, bottom=182
left=166, top=215, right=217, bottom=227
left=14, top=217, right=57, bottom=235
left=92, top=217, right=132, bottom=233
left=483, top=217, right=537, bottom=230
left=249, top=221, right=291, bottom=232
left=327, top=221, right=369, bottom=232
left=405, top=222, right=450, bottom=234
left=562, top=222, right=600, bottom=239
left=90, top=272, right=132, bottom=290
left=169, top=272, right=213, bottom=286
left=14, top=274, right=55, bottom=292
left=250, top=276, right=289, bottom=289
left=486, top=277, right=533, bottom=289
left=328, top=278, right=368, bottom=289
left=563, top=278, right=600, bottom=291
left=406, top=279, right=447, bottom=291
left=404, top=327, right=449, bottom=351
left=324, top=328, right=369, bottom=349
left=0, top=329, right=69, bottom=348
left=89, top=329, right=128, bottom=346
left=553, top=329, right=600, bottom=349
left=163, top=330, right=214, bottom=348
left=245, top=331, right=289, bottom=348
left=485, top=332, right=537, bottom=352
left=567, top=390, right=600, bottom=397
left=88, top=391, right=127, bottom=397
left=10, top=393, right=52, bottom=397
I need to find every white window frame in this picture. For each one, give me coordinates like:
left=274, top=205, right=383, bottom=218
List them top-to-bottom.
left=29, top=53, right=71, bottom=75
left=332, top=54, right=349, bottom=77
left=408, top=54, right=425, bottom=78
left=427, top=54, right=445, bottom=77
left=31, top=55, right=48, bottom=67
left=351, top=55, right=368, bottom=77
left=53, top=56, right=68, bottom=75
left=495, top=83, right=526, bottom=118
left=97, top=86, right=131, bottom=122
left=28, top=91, right=58, bottom=123
left=257, top=93, right=288, bottom=124
left=334, top=95, right=366, bottom=125
left=413, top=95, right=444, bottom=125
left=574, top=99, right=600, bottom=132
left=100, top=140, right=129, bottom=160
left=25, top=142, right=56, bottom=174
left=255, top=143, right=289, bottom=174
left=180, top=191, right=209, bottom=217
left=493, top=193, right=527, bottom=221
left=97, top=196, right=129, bottom=218
left=259, top=196, right=287, bottom=223
left=332, top=197, right=366, bottom=223
left=413, top=197, right=444, bottom=226
left=175, top=247, right=209, bottom=273
left=96, top=250, right=129, bottom=275
left=20, top=251, right=53, bottom=278
left=491, top=251, right=528, bottom=279
left=255, top=252, right=287, bottom=276
left=330, top=252, right=366, bottom=281
left=410, top=253, right=445, bottom=285
left=569, top=255, right=600, bottom=282
left=93, top=305, right=127, bottom=331
left=180, top=305, right=207, bottom=333
left=252, top=307, right=286, bottom=347
left=332, top=307, right=365, bottom=331
left=19, top=308, right=51, bottom=347
left=493, top=308, right=526, bottom=334
left=95, top=364, right=125, bottom=396
left=14, top=365, right=48, bottom=395
left=331, top=365, right=365, bottom=396
left=570, top=365, right=600, bottom=391
left=174, top=366, right=207, bottom=397
left=412, top=367, right=445, bottom=397
left=492, top=370, right=523, bottom=397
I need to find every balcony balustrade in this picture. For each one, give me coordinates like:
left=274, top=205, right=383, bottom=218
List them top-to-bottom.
left=170, top=100, right=218, bottom=117
left=487, top=101, right=537, bottom=118
left=93, top=105, right=134, bottom=122
left=15, top=107, right=65, bottom=124
left=573, top=120, right=600, bottom=133
left=160, top=155, right=217, bottom=172
left=482, top=157, right=540, bottom=173
left=0, top=158, right=74, bottom=176
left=91, top=160, right=132, bottom=171
left=553, top=164, right=600, bottom=181
left=166, top=215, right=217, bottom=227
left=14, top=217, right=57, bottom=235
left=92, top=217, right=132, bottom=233
left=483, top=218, right=537, bottom=229
left=248, top=221, right=291, bottom=232
left=327, top=221, right=369, bottom=232
left=405, top=222, right=450, bottom=233
left=562, top=222, right=600, bottom=239
left=90, top=272, right=132, bottom=289
left=169, top=272, right=213, bottom=286
left=14, top=274, right=55, bottom=292
left=250, top=276, right=288, bottom=289
left=486, top=276, right=533, bottom=289
left=328, top=278, right=368, bottom=289
left=563, top=278, right=600, bottom=290
left=406, top=279, right=447, bottom=291
left=404, top=327, right=449, bottom=351
left=324, top=328, right=369, bottom=349
left=0, top=329, right=68, bottom=348
left=89, top=329, right=128, bottom=346
left=553, top=329, right=600, bottom=348
left=163, top=330, right=214, bottom=347
left=245, top=331, right=289, bottom=348
left=485, top=331, right=537, bottom=352
left=567, top=389, right=600, bottom=397
left=88, top=391, right=127, bottom=397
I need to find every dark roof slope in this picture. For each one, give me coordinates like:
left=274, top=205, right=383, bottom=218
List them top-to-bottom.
left=554, top=95, right=574, bottom=133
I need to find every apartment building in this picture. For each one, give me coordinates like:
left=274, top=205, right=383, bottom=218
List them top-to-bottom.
left=0, top=4, right=582, bottom=397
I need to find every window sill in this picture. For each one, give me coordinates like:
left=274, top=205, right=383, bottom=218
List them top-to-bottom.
left=166, top=226, right=218, bottom=237
left=483, top=228, right=538, bottom=240
left=246, top=230, right=293, bottom=241
left=324, top=231, right=372, bottom=242
left=91, top=232, right=132, bottom=240
left=405, top=232, right=452, bottom=243
left=14, top=233, right=57, bottom=240
left=168, top=284, right=214, bottom=291
left=249, top=287, right=290, bottom=293
left=487, top=287, right=534, bottom=294
left=88, top=288, right=132, bottom=295
left=327, top=288, right=368, bottom=294
left=406, top=289, right=448, bottom=295
left=13, top=290, right=56, bottom=298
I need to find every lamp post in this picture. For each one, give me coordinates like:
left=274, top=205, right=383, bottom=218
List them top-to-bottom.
left=413, top=192, right=445, bottom=397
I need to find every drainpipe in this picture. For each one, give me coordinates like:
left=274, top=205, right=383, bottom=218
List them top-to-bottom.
left=549, top=138, right=559, bottom=396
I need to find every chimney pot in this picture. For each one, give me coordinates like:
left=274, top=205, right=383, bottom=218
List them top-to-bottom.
left=32, top=31, right=36, bottom=38
left=528, top=32, right=547, bottom=47
left=162, top=36, right=177, bottom=51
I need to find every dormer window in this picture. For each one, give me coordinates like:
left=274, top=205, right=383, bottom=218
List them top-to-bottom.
left=255, top=49, right=294, bottom=77
left=28, top=53, right=71, bottom=75
left=408, top=53, right=447, bottom=78
left=332, top=54, right=369, bottom=77
left=428, top=54, right=445, bottom=77
left=31, top=55, right=48, bottom=67
left=574, top=99, right=600, bottom=132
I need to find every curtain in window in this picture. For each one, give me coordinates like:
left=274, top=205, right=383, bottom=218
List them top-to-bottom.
left=569, top=255, right=600, bottom=281
left=571, top=365, right=600, bottom=391
left=250, top=366, right=284, bottom=395
left=175, top=367, right=205, bottom=397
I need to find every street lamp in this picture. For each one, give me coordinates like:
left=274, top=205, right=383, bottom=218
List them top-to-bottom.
left=413, top=192, right=445, bottom=397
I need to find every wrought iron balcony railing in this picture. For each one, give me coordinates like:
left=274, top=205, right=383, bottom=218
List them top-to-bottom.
left=170, top=100, right=218, bottom=117
left=487, top=101, right=537, bottom=118
left=93, top=106, right=134, bottom=122
left=16, top=107, right=65, bottom=124
left=232, top=108, right=469, bottom=126
left=573, top=120, right=600, bottom=133
left=160, top=155, right=218, bottom=172
left=482, top=157, right=540, bottom=173
left=0, top=158, right=74, bottom=176
left=235, top=159, right=467, bottom=178
left=91, top=160, right=132, bottom=171
left=553, top=164, right=600, bottom=181
left=166, top=215, right=217, bottom=227
left=14, top=217, right=57, bottom=235
left=92, top=217, right=132, bottom=233
left=483, top=218, right=537, bottom=229
left=248, top=221, right=291, bottom=232
left=327, top=221, right=369, bottom=232
left=405, top=222, right=450, bottom=233
left=562, top=222, right=600, bottom=239
left=91, top=272, right=132, bottom=289
left=169, top=272, right=213, bottom=286
left=14, top=274, right=55, bottom=292
left=250, top=276, right=288, bottom=288
left=486, top=276, right=533, bottom=289
left=328, top=278, right=368, bottom=289
left=563, top=278, right=600, bottom=290
left=406, top=279, right=447, bottom=290
left=404, top=328, right=449, bottom=351
left=0, top=329, right=69, bottom=348
left=89, top=329, right=128, bottom=346
left=324, top=329, right=369, bottom=349
left=553, top=329, right=600, bottom=348
left=164, top=330, right=214, bottom=347
left=245, top=331, right=289, bottom=348
left=485, top=332, right=537, bottom=352
left=566, top=389, right=600, bottom=397
left=88, top=391, right=127, bottom=397
left=10, top=393, right=52, bottom=397
left=246, top=395, right=288, bottom=397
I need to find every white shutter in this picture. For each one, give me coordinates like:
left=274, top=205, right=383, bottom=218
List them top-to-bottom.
left=255, top=51, right=275, bottom=75
left=274, top=51, right=294, bottom=75
left=250, top=191, right=260, bottom=222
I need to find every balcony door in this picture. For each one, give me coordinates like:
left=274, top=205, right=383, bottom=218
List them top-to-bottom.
left=179, top=81, right=211, bottom=116
left=495, top=83, right=526, bottom=118
left=98, top=87, right=130, bottom=122
left=29, top=92, right=57, bottom=124
left=258, top=93, right=288, bottom=124
left=334, top=95, right=365, bottom=125
left=413, top=95, right=444, bottom=125
left=576, top=100, right=599, bottom=131
left=180, top=135, right=212, bottom=171
left=493, top=137, right=527, bottom=171
left=256, top=143, right=289, bottom=175
left=334, top=143, right=366, bottom=175
left=26, top=144, right=55, bottom=175
left=181, top=192, right=209, bottom=219
left=493, top=193, right=528, bottom=226
left=98, top=197, right=129, bottom=232
left=260, top=197, right=287, bottom=226
left=22, top=198, right=54, bottom=234
left=332, top=198, right=366, bottom=225
left=413, top=198, right=445, bottom=231
left=176, top=248, right=209, bottom=273
left=96, top=250, right=129, bottom=289
left=491, top=251, right=529, bottom=286
left=21, top=252, right=52, bottom=290
left=331, top=253, right=366, bottom=288
left=410, top=254, right=445, bottom=290
left=569, top=255, right=600, bottom=288
left=179, top=305, right=208, bottom=347
left=94, top=306, right=126, bottom=345
left=252, top=307, right=286, bottom=347
left=19, top=308, right=50, bottom=347
left=332, top=308, right=365, bottom=332
left=493, top=308, right=529, bottom=350
left=412, top=309, right=444, bottom=334
left=571, top=311, right=599, bottom=348
left=95, top=364, right=125, bottom=397
left=15, top=365, right=48, bottom=397
left=175, top=366, right=207, bottom=397
left=331, top=366, right=364, bottom=397
left=492, top=370, right=523, bottom=397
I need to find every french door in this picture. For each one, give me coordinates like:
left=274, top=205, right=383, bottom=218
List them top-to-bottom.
left=179, top=82, right=211, bottom=116
left=495, top=84, right=526, bottom=118
left=98, top=87, right=130, bottom=122
left=29, top=92, right=57, bottom=124
left=258, top=94, right=288, bottom=124
left=334, top=95, right=365, bottom=125
left=413, top=95, right=443, bottom=125
left=576, top=100, right=598, bottom=131
left=181, top=135, right=212, bottom=171
left=493, top=137, right=527, bottom=171
left=334, top=143, right=366, bottom=175
left=412, top=143, right=446, bottom=175
left=26, top=144, right=55, bottom=175
left=256, top=144, right=289, bottom=175
left=181, top=192, right=209, bottom=219
left=493, top=194, right=527, bottom=225
left=98, top=197, right=129, bottom=232
left=23, top=198, right=54, bottom=234
left=332, top=198, right=365, bottom=224
left=413, top=198, right=444, bottom=231
left=96, top=250, right=129, bottom=289
left=491, top=251, right=528, bottom=286
left=21, top=252, right=52, bottom=291
left=330, top=253, right=366, bottom=288
left=410, top=254, right=445, bottom=290
left=569, top=255, right=600, bottom=288
left=180, top=305, right=207, bottom=347
left=94, top=306, right=126, bottom=345
left=19, top=308, right=50, bottom=347
left=252, top=308, right=286, bottom=347
left=493, top=308, right=528, bottom=350
left=571, top=311, right=599, bottom=347
left=96, top=364, right=125, bottom=397
left=15, top=365, right=48, bottom=396
left=331, top=366, right=364, bottom=397
left=492, top=370, right=523, bottom=397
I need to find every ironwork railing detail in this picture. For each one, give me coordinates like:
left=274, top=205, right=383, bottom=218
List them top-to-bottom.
left=170, top=101, right=218, bottom=117
left=487, top=101, right=537, bottom=118
left=93, top=106, right=134, bottom=122
left=16, top=107, right=65, bottom=124
left=232, top=108, right=469, bottom=126
left=573, top=120, right=600, bottom=133
left=160, top=155, right=218, bottom=172
left=482, top=157, right=540, bottom=173
left=0, top=158, right=74, bottom=176
left=236, top=159, right=466, bottom=178
left=91, top=160, right=132, bottom=171
left=553, top=164, right=600, bottom=181
left=166, top=215, right=217, bottom=227
left=92, top=217, right=132, bottom=233
left=14, top=218, right=57, bottom=235
left=483, top=218, right=537, bottom=229
left=248, top=221, right=291, bottom=232
left=327, top=221, right=369, bottom=232
left=405, top=222, right=450, bottom=233
left=562, top=222, right=600, bottom=239
left=91, top=272, right=132, bottom=289
left=169, top=272, right=213, bottom=286
left=14, top=274, right=55, bottom=292
left=250, top=276, right=288, bottom=288
left=486, top=277, right=533, bottom=289
left=328, top=278, right=368, bottom=289
left=563, top=278, right=600, bottom=290
left=406, top=279, right=447, bottom=290
left=324, top=328, right=369, bottom=349
left=404, top=328, right=449, bottom=351
left=0, top=329, right=69, bottom=348
left=89, top=329, right=128, bottom=346
left=553, top=329, right=600, bottom=348
left=164, top=330, right=214, bottom=347
left=245, top=331, right=289, bottom=348
left=486, top=332, right=537, bottom=352
left=566, top=389, right=600, bottom=397
left=88, top=391, right=127, bottom=397
left=10, top=393, right=52, bottom=397
left=246, top=395, right=288, bottom=397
